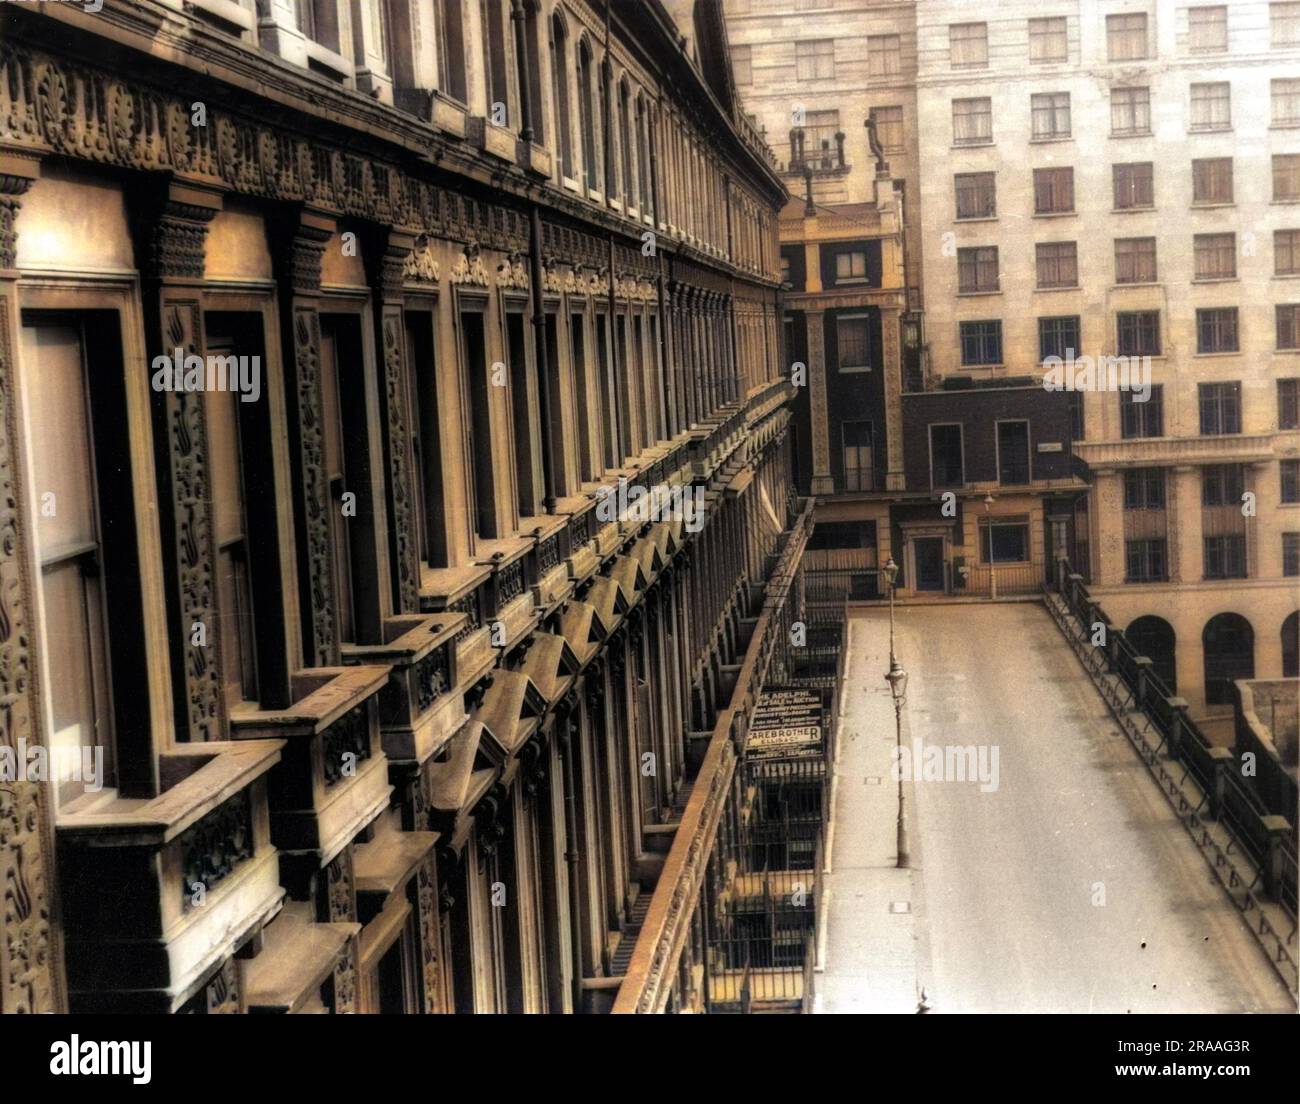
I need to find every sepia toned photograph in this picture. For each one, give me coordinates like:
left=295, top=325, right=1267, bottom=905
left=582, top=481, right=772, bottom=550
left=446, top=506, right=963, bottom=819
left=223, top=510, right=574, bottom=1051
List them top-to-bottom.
left=0, top=0, right=1295, bottom=1075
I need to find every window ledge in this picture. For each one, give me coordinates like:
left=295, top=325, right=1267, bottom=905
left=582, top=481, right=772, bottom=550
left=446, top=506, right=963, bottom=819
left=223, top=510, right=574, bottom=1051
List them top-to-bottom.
left=1188, top=126, right=1233, bottom=135
left=1110, top=131, right=1153, bottom=140
left=1030, top=136, right=1073, bottom=145
left=952, top=141, right=996, bottom=149
left=1191, top=202, right=1235, bottom=210
left=1112, top=206, right=1155, bottom=214
left=1033, top=210, right=1077, bottom=219
left=955, top=215, right=999, bottom=223
left=1273, top=272, right=1300, bottom=280
left=1191, top=276, right=1240, bottom=284
left=1113, top=281, right=1162, bottom=289
left=1035, top=285, right=1081, bottom=293
left=956, top=289, right=1002, bottom=297
left=1192, top=351, right=1243, bottom=358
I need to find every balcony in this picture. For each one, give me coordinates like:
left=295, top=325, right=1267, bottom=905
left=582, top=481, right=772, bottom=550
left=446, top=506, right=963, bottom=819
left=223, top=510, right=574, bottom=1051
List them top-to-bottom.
left=341, top=613, right=467, bottom=767
left=228, top=665, right=391, bottom=859
left=57, top=739, right=285, bottom=1012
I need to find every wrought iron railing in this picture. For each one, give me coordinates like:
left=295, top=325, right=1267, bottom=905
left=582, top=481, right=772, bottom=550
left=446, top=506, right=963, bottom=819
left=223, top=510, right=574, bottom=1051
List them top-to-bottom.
left=1048, top=564, right=1298, bottom=983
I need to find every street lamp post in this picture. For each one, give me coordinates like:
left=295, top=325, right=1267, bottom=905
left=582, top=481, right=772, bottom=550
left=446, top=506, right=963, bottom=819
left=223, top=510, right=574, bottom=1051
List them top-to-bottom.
left=882, top=558, right=909, bottom=868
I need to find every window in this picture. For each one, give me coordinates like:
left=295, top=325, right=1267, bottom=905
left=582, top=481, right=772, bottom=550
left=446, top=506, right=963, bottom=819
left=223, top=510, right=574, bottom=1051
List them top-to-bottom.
left=436, top=0, right=468, bottom=102
left=481, top=0, right=515, bottom=128
left=1273, top=2, right=1300, bottom=47
left=1188, top=6, right=1228, bottom=52
left=1107, top=13, right=1148, bottom=60
left=550, top=15, right=574, bottom=178
left=1028, top=16, right=1067, bottom=62
left=949, top=23, right=988, bottom=68
left=867, top=35, right=901, bottom=76
left=577, top=39, right=598, bottom=188
left=796, top=39, right=835, bottom=80
left=732, top=44, right=752, bottom=85
left=1273, top=79, right=1300, bottom=125
left=617, top=81, right=635, bottom=206
left=1190, top=82, right=1231, bottom=131
left=1110, top=87, right=1151, bottom=135
left=1031, top=93, right=1071, bottom=139
left=953, top=98, right=992, bottom=145
left=872, top=106, right=904, bottom=150
left=802, top=109, right=841, bottom=168
left=1275, top=154, right=1300, bottom=201
left=1192, top=157, right=1233, bottom=204
left=1113, top=162, right=1154, bottom=209
left=1034, top=167, right=1074, bottom=213
left=955, top=172, right=996, bottom=219
left=1276, top=229, right=1300, bottom=275
left=1195, top=233, right=1237, bottom=280
left=1115, top=237, right=1157, bottom=284
left=1036, top=241, right=1077, bottom=288
left=958, top=247, right=999, bottom=293
left=835, top=250, right=867, bottom=283
left=1279, top=304, right=1300, bottom=349
left=1196, top=309, right=1239, bottom=354
left=1117, top=311, right=1161, bottom=356
left=837, top=315, right=872, bottom=371
left=1039, top=315, right=1080, bottom=361
left=959, top=320, right=1002, bottom=366
left=1280, top=378, right=1300, bottom=427
left=1200, top=381, right=1242, bottom=434
left=1121, top=386, right=1164, bottom=438
left=1069, top=391, right=1085, bottom=440
left=997, top=421, right=1030, bottom=484
left=841, top=422, right=874, bottom=491
left=929, top=424, right=964, bottom=487
left=1283, top=459, right=1300, bottom=502
left=1202, top=463, right=1244, bottom=505
left=1124, top=468, right=1166, bottom=509
left=980, top=520, right=1029, bottom=563
left=1285, top=532, right=1300, bottom=576
left=1203, top=535, right=1247, bottom=580
left=1126, top=539, right=1167, bottom=582
left=1202, top=613, right=1254, bottom=701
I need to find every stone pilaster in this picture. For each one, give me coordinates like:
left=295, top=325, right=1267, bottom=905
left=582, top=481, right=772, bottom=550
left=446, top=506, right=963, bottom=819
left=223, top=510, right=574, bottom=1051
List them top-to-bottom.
left=0, top=150, right=64, bottom=1014
left=133, top=181, right=225, bottom=744
left=276, top=210, right=338, bottom=667
left=369, top=230, right=421, bottom=615
left=882, top=307, right=905, bottom=492
left=804, top=310, right=833, bottom=495
left=1169, top=465, right=1204, bottom=584
left=1093, top=470, right=1126, bottom=586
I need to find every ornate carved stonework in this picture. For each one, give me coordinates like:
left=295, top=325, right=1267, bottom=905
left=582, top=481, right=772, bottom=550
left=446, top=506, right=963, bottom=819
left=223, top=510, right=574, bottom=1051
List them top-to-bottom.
left=401, top=233, right=441, bottom=284
left=449, top=241, right=489, bottom=287
left=496, top=251, right=529, bottom=290
left=0, top=291, right=61, bottom=1014
left=159, top=302, right=224, bottom=742
left=291, top=306, right=336, bottom=665
left=381, top=309, right=419, bottom=612
left=323, top=847, right=358, bottom=1014
left=416, top=855, right=442, bottom=1012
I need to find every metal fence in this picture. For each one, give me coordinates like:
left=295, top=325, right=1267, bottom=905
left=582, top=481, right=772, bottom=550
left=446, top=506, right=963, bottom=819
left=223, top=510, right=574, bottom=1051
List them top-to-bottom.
left=1051, top=566, right=1298, bottom=928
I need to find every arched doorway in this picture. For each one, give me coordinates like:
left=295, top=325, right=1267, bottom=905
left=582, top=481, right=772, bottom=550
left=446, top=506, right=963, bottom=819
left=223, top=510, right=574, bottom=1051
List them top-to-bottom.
left=1283, top=611, right=1299, bottom=678
left=1202, top=613, right=1254, bottom=706
left=1127, top=615, right=1176, bottom=693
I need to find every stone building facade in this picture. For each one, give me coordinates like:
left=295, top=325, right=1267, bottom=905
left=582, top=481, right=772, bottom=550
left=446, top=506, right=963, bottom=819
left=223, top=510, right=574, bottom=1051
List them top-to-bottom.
left=0, top=0, right=801, bottom=1014
left=914, top=0, right=1300, bottom=734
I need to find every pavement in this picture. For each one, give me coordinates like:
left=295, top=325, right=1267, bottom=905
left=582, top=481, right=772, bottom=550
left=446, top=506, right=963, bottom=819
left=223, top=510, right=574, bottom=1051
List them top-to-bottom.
left=816, top=603, right=1296, bottom=1015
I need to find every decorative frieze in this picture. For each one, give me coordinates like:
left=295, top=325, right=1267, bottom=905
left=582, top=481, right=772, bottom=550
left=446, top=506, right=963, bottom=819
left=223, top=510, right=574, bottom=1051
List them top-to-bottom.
left=178, top=789, right=255, bottom=911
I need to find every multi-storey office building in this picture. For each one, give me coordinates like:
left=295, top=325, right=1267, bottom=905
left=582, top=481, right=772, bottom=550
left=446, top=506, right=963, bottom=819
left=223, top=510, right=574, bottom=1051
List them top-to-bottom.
left=0, top=0, right=805, bottom=1015
left=724, top=0, right=1081, bottom=607
left=914, top=0, right=1300, bottom=735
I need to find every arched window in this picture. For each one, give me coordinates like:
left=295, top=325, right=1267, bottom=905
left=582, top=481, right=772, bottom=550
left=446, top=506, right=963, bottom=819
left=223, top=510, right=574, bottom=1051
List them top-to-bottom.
left=436, top=0, right=468, bottom=103
left=481, top=0, right=514, bottom=125
left=549, top=12, right=573, bottom=176
left=577, top=38, right=598, bottom=189
left=619, top=80, right=635, bottom=209
left=637, top=96, right=654, bottom=222
left=1283, top=611, right=1299, bottom=678
left=1202, top=613, right=1254, bottom=706
left=1127, top=615, right=1177, bottom=693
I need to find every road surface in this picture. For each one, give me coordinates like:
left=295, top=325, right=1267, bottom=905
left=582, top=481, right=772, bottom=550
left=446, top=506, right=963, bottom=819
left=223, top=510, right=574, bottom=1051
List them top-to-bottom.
left=820, top=603, right=1295, bottom=1014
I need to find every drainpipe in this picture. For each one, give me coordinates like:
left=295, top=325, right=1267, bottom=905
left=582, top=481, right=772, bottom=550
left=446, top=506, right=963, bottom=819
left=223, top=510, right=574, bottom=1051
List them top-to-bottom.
left=560, top=706, right=585, bottom=1011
